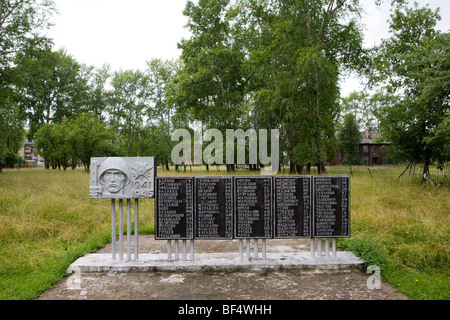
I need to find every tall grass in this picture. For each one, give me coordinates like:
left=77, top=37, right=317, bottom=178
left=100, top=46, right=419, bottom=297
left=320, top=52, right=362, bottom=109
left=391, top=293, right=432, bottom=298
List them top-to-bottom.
left=0, top=166, right=448, bottom=299
left=0, top=168, right=154, bottom=299
left=339, top=171, right=449, bottom=300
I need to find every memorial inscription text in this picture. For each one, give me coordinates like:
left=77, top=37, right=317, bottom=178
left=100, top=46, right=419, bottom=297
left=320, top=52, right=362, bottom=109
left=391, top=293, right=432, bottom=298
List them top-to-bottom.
left=274, top=176, right=311, bottom=238
left=313, top=176, right=350, bottom=238
left=195, top=177, right=233, bottom=239
left=234, top=177, right=272, bottom=239
left=155, top=178, right=194, bottom=240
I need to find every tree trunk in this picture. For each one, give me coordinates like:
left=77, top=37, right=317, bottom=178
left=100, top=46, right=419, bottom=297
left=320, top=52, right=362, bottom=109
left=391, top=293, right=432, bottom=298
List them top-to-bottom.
left=422, top=158, right=431, bottom=182
left=290, top=162, right=296, bottom=174
left=319, top=162, right=327, bottom=175
left=423, top=173, right=443, bottom=189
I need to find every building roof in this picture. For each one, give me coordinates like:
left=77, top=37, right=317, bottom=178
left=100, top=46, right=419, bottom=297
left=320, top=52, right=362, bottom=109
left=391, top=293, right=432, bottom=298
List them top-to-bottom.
left=361, top=131, right=389, bottom=144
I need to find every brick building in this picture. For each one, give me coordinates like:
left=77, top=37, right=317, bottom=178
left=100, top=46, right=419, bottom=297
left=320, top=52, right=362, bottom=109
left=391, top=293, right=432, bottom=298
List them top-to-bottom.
left=334, top=131, right=390, bottom=166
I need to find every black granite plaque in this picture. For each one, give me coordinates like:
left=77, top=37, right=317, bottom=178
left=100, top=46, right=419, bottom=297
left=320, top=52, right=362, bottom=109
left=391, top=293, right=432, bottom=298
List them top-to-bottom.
left=274, top=176, right=311, bottom=238
left=313, top=176, right=350, bottom=238
left=155, top=177, right=194, bottom=240
left=195, top=177, right=233, bottom=239
left=234, top=177, right=272, bottom=239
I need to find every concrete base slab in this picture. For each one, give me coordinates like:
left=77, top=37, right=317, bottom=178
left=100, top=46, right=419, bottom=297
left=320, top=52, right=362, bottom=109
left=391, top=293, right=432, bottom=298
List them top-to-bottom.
left=68, top=251, right=365, bottom=274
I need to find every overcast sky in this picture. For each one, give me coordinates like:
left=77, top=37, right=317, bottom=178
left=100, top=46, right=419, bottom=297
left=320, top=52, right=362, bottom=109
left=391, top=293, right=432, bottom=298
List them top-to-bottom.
left=46, top=0, right=449, bottom=96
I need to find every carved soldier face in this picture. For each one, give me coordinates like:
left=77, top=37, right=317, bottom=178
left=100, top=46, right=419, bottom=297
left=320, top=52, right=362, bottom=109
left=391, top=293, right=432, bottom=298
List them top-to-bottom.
left=100, top=169, right=127, bottom=193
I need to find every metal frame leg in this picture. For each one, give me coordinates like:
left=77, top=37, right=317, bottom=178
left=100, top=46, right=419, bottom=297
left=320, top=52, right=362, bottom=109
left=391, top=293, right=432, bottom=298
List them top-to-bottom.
left=111, top=199, right=116, bottom=260
left=127, top=199, right=131, bottom=261
left=134, top=199, right=139, bottom=261
left=119, top=200, right=123, bottom=261
left=318, top=238, right=322, bottom=258
left=246, top=239, right=251, bottom=260
left=262, top=239, right=266, bottom=259
left=167, top=240, right=172, bottom=261
left=175, top=240, right=179, bottom=261
left=190, top=240, right=195, bottom=261
left=239, top=240, right=243, bottom=260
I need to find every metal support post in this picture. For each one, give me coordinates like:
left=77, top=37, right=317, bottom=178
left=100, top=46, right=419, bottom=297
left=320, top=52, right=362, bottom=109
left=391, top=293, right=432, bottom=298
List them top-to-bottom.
left=111, top=199, right=116, bottom=260
left=119, top=199, right=123, bottom=261
left=127, top=199, right=131, bottom=261
left=134, top=199, right=139, bottom=261
left=318, top=238, right=322, bottom=258
left=332, top=238, right=337, bottom=257
left=239, top=239, right=243, bottom=260
left=246, top=239, right=251, bottom=259
left=262, top=239, right=266, bottom=260
left=167, top=240, right=172, bottom=261
left=175, top=240, right=179, bottom=261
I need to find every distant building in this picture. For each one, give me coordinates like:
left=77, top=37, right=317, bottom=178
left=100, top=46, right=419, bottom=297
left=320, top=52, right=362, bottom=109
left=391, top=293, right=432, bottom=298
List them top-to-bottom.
left=334, top=131, right=390, bottom=166
left=18, top=141, right=45, bottom=167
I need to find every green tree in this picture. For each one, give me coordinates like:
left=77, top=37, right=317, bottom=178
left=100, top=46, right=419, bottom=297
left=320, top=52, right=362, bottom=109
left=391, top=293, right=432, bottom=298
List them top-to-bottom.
left=0, top=0, right=54, bottom=171
left=0, top=0, right=55, bottom=68
left=175, top=0, right=248, bottom=171
left=236, top=0, right=365, bottom=174
left=372, top=3, right=449, bottom=178
left=13, top=48, right=90, bottom=140
left=142, top=58, right=183, bottom=169
left=84, top=64, right=112, bottom=120
left=108, top=69, right=152, bottom=156
left=340, top=91, right=399, bottom=132
left=0, top=97, right=26, bottom=170
left=338, top=113, right=361, bottom=165
left=35, top=114, right=112, bottom=171
left=65, top=114, right=113, bottom=171
left=34, top=122, right=63, bottom=169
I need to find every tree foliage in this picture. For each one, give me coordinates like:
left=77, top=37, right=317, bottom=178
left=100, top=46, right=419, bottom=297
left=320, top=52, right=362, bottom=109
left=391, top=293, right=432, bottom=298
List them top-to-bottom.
left=0, top=0, right=55, bottom=170
left=0, top=0, right=55, bottom=69
left=3, top=0, right=449, bottom=181
left=176, top=0, right=247, bottom=130
left=234, top=0, right=364, bottom=173
left=372, top=3, right=449, bottom=176
left=13, top=48, right=90, bottom=140
left=340, top=90, right=399, bottom=132
left=338, top=113, right=361, bottom=164
left=34, top=114, right=112, bottom=170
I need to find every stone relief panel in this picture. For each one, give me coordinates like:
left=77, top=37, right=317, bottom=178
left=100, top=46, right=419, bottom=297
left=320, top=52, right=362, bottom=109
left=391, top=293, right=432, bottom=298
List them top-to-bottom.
left=89, top=157, right=156, bottom=199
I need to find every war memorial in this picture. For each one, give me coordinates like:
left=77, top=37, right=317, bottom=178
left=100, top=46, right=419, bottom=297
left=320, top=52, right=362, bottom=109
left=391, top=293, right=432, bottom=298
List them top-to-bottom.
left=68, top=157, right=362, bottom=274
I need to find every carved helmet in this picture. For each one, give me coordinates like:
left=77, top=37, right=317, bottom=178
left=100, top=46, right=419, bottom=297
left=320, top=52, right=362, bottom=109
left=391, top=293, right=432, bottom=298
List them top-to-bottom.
left=98, top=157, right=131, bottom=187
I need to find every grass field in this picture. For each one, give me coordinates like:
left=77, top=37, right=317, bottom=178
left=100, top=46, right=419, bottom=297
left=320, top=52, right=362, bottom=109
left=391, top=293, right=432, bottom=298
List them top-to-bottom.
left=0, top=166, right=448, bottom=300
